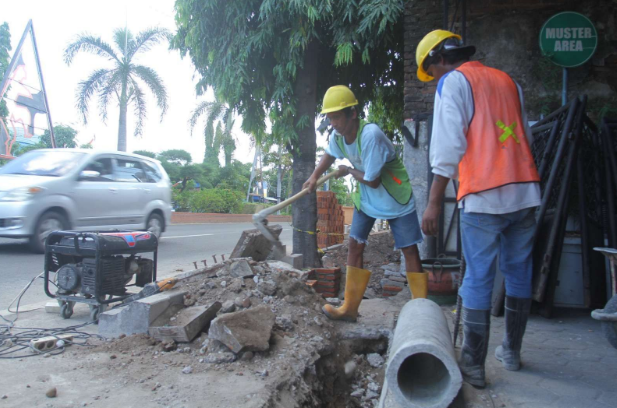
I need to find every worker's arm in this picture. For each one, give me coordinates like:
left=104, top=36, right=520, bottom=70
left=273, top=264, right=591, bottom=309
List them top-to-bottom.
left=422, top=71, right=472, bottom=236
left=303, top=153, right=336, bottom=193
left=338, top=165, right=381, bottom=189
left=422, top=174, right=450, bottom=236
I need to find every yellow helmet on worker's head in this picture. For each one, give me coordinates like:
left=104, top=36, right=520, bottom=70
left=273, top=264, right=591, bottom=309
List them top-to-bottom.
left=416, top=30, right=463, bottom=82
left=321, top=85, right=358, bottom=114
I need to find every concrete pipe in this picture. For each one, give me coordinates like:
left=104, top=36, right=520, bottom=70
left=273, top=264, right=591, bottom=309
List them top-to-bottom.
left=386, top=298, right=462, bottom=408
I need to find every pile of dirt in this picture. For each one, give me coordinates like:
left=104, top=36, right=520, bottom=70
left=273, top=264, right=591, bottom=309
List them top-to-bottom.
left=321, top=230, right=402, bottom=297
left=76, top=258, right=389, bottom=407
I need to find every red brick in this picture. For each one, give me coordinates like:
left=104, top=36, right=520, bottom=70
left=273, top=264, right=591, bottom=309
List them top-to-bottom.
left=315, top=268, right=340, bottom=275
left=316, top=274, right=340, bottom=281
left=306, top=280, right=317, bottom=288
left=316, top=280, right=337, bottom=288
left=382, top=285, right=403, bottom=292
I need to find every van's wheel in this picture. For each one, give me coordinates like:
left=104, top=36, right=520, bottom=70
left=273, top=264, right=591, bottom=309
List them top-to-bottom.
left=29, top=211, right=69, bottom=253
left=146, top=213, right=164, bottom=240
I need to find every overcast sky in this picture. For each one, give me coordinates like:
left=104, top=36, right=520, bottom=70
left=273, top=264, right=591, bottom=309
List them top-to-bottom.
left=2, top=0, right=260, bottom=164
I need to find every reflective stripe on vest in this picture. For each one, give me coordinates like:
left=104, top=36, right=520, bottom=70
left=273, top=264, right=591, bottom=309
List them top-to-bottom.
left=455, top=61, right=540, bottom=201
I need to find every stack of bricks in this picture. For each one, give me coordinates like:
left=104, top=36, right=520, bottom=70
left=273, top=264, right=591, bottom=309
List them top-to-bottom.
left=316, top=191, right=345, bottom=248
left=305, top=267, right=341, bottom=298
left=381, top=268, right=408, bottom=297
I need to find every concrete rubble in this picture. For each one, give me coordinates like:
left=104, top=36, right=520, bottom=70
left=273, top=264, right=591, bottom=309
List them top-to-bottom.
left=208, top=304, right=275, bottom=353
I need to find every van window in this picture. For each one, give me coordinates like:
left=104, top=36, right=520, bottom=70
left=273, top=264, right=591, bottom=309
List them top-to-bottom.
left=82, top=157, right=114, bottom=181
left=115, top=158, right=146, bottom=182
left=141, top=161, right=162, bottom=183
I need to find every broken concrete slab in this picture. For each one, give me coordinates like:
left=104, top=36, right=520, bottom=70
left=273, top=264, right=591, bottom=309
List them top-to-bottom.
left=230, top=224, right=283, bottom=261
left=229, top=259, right=254, bottom=278
left=266, top=260, right=302, bottom=275
left=98, top=291, right=186, bottom=338
left=336, top=298, right=399, bottom=341
left=149, top=302, right=221, bottom=343
left=208, top=304, right=275, bottom=354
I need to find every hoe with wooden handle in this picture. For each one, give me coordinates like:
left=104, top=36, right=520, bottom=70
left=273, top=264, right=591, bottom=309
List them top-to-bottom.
left=252, top=171, right=341, bottom=259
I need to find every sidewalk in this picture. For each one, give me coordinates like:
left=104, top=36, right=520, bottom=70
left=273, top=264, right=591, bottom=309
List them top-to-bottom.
left=2, top=298, right=616, bottom=407
left=459, top=308, right=617, bottom=408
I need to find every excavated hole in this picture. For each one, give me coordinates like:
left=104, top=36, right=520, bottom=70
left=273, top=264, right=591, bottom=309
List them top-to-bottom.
left=397, top=352, right=450, bottom=405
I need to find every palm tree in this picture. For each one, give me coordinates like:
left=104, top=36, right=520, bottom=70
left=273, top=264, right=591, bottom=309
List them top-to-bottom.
left=64, top=28, right=169, bottom=151
left=189, top=98, right=236, bottom=167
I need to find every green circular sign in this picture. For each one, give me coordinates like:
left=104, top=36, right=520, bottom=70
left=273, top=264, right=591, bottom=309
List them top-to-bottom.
left=539, top=12, right=597, bottom=68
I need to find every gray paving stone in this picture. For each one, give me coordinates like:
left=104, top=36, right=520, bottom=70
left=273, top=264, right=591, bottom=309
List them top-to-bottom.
left=539, top=377, right=601, bottom=399
left=597, top=391, right=617, bottom=407
left=553, top=395, right=613, bottom=408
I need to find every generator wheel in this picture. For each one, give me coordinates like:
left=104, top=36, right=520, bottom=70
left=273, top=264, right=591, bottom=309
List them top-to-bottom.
left=601, top=295, right=617, bottom=349
left=60, top=301, right=74, bottom=319
left=89, top=304, right=107, bottom=323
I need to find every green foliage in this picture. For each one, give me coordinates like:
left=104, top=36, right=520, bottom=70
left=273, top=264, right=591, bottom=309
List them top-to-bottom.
left=172, top=0, right=404, bottom=147
left=0, top=22, right=11, bottom=121
left=64, top=27, right=170, bottom=150
left=40, top=124, right=79, bottom=148
left=158, top=149, right=192, bottom=165
left=133, top=150, right=157, bottom=158
left=328, top=172, right=354, bottom=207
left=173, top=188, right=243, bottom=213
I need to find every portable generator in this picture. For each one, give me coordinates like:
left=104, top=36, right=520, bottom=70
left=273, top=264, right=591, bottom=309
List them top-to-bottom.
left=44, top=230, right=158, bottom=321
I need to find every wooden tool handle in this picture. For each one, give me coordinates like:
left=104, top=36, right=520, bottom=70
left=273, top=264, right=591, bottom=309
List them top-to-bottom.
left=255, top=171, right=340, bottom=218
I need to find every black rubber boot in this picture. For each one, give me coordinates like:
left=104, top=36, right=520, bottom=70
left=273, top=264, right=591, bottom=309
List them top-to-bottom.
left=495, top=296, right=531, bottom=371
left=459, top=307, right=491, bottom=388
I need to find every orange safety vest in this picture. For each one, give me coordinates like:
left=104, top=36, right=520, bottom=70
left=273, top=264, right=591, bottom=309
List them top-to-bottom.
left=455, top=61, right=540, bottom=201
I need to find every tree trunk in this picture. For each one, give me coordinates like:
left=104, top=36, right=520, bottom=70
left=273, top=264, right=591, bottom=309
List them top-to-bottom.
left=291, top=41, right=319, bottom=268
left=117, top=80, right=128, bottom=152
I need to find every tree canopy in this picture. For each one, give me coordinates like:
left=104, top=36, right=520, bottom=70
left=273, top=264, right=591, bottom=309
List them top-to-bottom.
left=172, top=0, right=404, bottom=265
left=173, top=0, right=403, bottom=143
left=64, top=27, right=170, bottom=151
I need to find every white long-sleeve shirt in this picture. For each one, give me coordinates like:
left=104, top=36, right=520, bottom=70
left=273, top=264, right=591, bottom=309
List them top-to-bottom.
left=429, top=69, right=541, bottom=214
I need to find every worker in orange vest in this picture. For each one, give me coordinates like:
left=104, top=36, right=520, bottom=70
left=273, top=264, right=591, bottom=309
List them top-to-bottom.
left=416, top=30, right=541, bottom=388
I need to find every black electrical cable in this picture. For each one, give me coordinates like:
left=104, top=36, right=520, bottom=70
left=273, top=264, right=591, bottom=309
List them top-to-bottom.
left=0, top=272, right=103, bottom=359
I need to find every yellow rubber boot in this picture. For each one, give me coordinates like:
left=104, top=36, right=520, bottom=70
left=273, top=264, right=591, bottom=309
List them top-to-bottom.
left=322, top=266, right=371, bottom=322
left=406, top=272, right=428, bottom=299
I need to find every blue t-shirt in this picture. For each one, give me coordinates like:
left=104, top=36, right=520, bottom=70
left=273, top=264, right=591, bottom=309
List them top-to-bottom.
left=326, top=123, right=416, bottom=219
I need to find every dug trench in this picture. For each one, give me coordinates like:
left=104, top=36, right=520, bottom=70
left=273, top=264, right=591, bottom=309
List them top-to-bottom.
left=0, top=256, right=394, bottom=408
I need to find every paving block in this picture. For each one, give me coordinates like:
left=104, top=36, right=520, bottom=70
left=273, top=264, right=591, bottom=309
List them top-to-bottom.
left=281, top=254, right=303, bottom=270
left=98, top=291, right=186, bottom=338
left=45, top=302, right=60, bottom=314
left=149, top=302, right=221, bottom=343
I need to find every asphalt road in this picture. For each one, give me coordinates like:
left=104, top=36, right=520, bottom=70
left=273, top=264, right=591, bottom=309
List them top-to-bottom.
left=0, top=222, right=292, bottom=310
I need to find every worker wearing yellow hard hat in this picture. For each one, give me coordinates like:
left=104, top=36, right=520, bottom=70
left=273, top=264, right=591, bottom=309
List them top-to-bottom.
left=416, top=30, right=541, bottom=389
left=303, top=85, right=427, bottom=324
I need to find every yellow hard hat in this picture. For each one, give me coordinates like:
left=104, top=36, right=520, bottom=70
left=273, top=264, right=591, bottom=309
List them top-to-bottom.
left=416, top=30, right=462, bottom=82
left=320, top=85, right=358, bottom=114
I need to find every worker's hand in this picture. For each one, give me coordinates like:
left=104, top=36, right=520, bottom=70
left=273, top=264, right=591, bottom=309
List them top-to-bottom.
left=336, top=165, right=350, bottom=179
left=302, top=176, right=318, bottom=193
left=421, top=203, right=441, bottom=236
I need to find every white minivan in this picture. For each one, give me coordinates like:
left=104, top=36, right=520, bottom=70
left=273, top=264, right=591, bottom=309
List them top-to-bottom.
left=0, top=149, right=172, bottom=253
